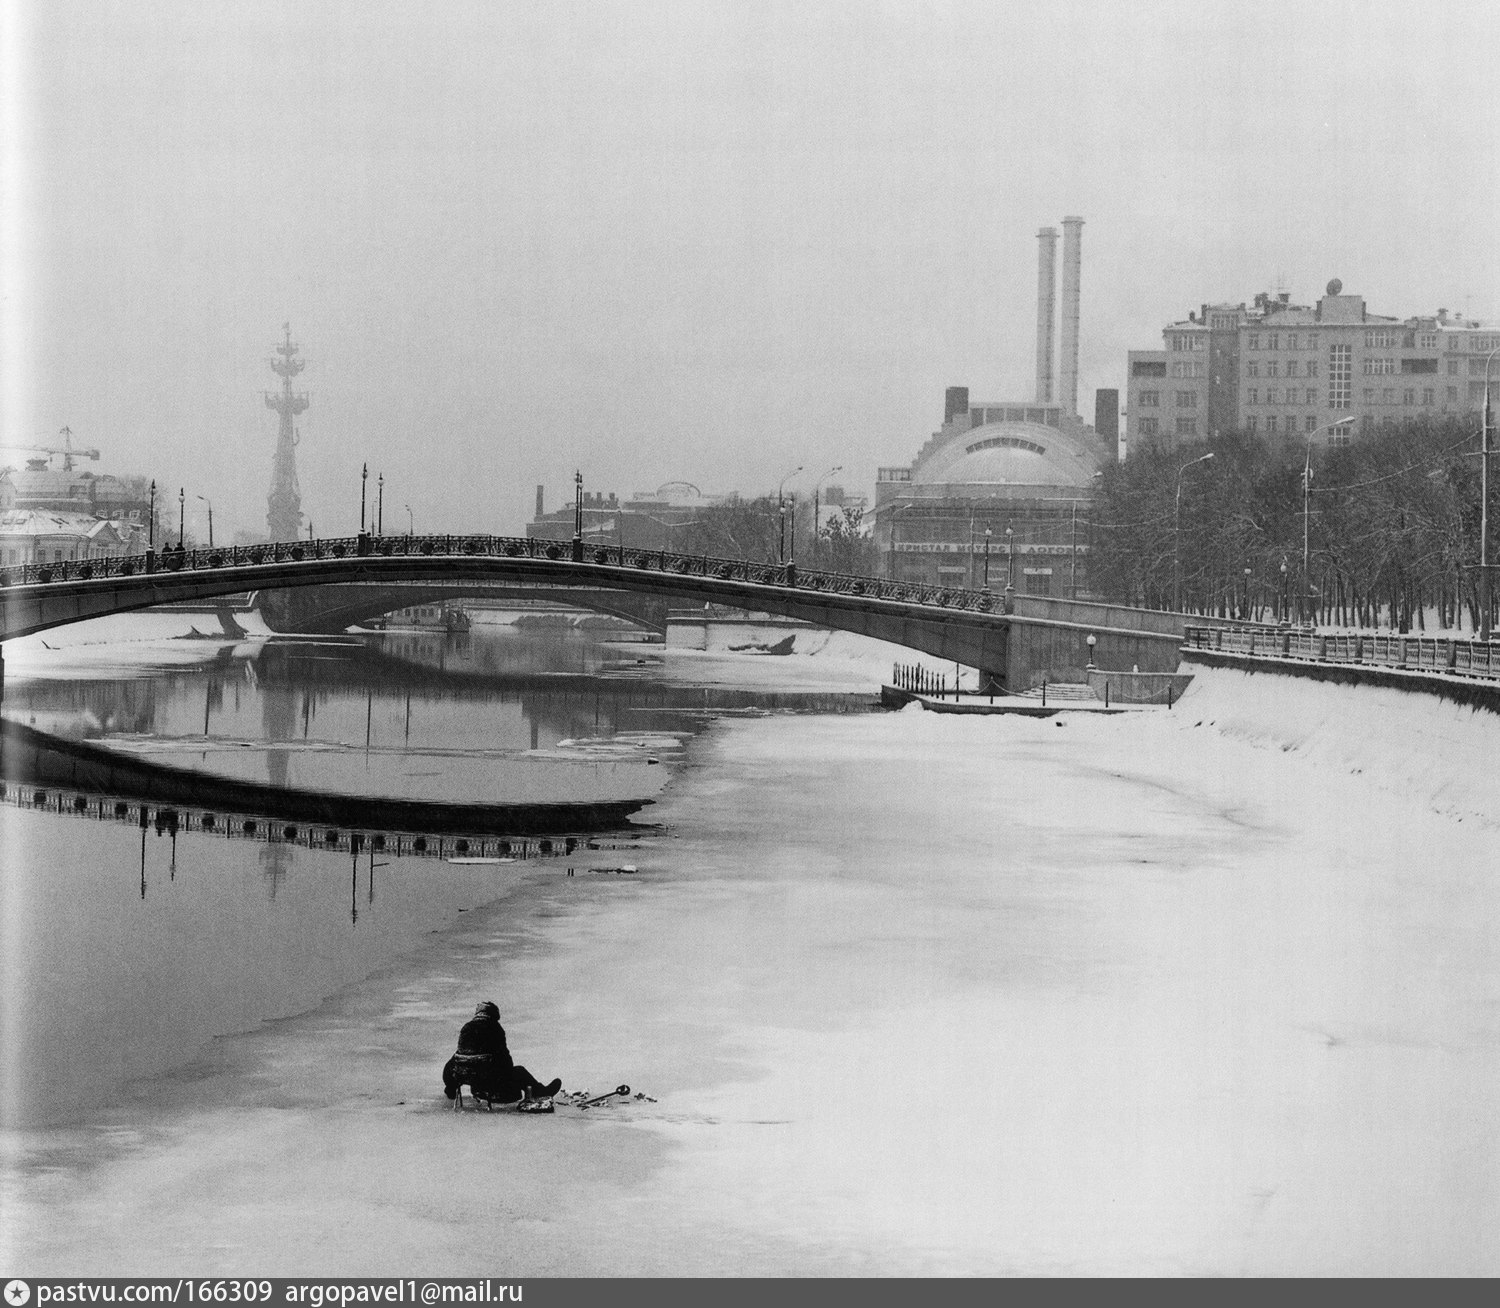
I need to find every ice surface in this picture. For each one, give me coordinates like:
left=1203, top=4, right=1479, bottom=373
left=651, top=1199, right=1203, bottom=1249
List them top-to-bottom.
left=3, top=658, right=1498, bottom=1274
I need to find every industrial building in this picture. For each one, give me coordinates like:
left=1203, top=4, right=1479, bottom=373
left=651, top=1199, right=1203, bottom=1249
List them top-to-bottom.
left=873, top=217, right=1115, bottom=598
left=1125, top=281, right=1500, bottom=454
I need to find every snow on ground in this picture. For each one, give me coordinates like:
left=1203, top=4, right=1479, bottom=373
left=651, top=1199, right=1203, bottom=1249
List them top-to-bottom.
left=4, top=665, right=1497, bottom=1274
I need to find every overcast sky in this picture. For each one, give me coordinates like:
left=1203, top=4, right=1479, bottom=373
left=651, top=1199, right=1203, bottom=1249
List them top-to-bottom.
left=4, top=0, right=1497, bottom=541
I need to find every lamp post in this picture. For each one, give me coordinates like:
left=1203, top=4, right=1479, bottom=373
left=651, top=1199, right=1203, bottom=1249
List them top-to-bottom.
left=1480, top=347, right=1500, bottom=639
left=1301, top=415, right=1355, bottom=624
left=1173, top=451, right=1215, bottom=612
left=360, top=463, right=368, bottom=534
left=777, top=465, right=803, bottom=564
left=812, top=465, right=842, bottom=566
left=573, top=470, right=584, bottom=561
left=377, top=473, right=384, bottom=536
left=148, top=480, right=156, bottom=551
left=177, top=487, right=185, bottom=548
left=196, top=495, right=213, bottom=548
left=404, top=504, right=413, bottom=538
left=1005, top=524, right=1015, bottom=594
left=983, top=526, right=993, bottom=590
left=1279, top=558, right=1289, bottom=622
left=1243, top=566, right=1252, bottom=621
left=1086, top=633, right=1097, bottom=670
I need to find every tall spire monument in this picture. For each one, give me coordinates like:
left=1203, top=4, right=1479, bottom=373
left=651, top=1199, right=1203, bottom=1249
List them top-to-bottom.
left=265, top=323, right=309, bottom=540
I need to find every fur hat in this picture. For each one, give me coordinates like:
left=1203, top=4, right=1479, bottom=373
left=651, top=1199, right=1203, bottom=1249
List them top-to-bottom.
left=474, top=1000, right=500, bottom=1021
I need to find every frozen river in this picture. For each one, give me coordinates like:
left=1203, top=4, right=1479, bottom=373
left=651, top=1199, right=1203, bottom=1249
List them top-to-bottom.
left=2, top=619, right=1498, bottom=1275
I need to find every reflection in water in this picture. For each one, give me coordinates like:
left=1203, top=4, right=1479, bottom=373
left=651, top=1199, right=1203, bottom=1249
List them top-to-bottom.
left=0, top=623, right=875, bottom=1129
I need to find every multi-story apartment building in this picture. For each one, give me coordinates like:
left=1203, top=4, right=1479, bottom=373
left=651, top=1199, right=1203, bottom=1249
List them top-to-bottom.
left=1126, top=280, right=1500, bottom=454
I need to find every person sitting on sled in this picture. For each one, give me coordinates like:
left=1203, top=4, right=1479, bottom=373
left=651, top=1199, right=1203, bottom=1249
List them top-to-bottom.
left=442, top=1001, right=562, bottom=1103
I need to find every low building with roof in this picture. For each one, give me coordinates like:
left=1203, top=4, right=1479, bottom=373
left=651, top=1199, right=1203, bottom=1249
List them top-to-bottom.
left=873, top=386, right=1108, bottom=598
left=0, top=509, right=140, bottom=568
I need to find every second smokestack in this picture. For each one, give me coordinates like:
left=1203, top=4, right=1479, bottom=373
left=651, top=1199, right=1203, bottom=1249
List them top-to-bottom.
left=1059, top=216, right=1084, bottom=416
left=1035, top=227, right=1058, bottom=405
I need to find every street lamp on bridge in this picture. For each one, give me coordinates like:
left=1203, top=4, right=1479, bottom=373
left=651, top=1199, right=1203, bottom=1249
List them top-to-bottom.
left=1480, top=346, right=1500, bottom=640
left=1173, top=451, right=1215, bottom=612
left=777, top=465, right=803, bottom=564
left=812, top=465, right=842, bottom=566
left=178, top=487, right=185, bottom=548
left=195, top=495, right=213, bottom=548
left=404, top=504, right=413, bottom=538
left=1005, top=523, right=1015, bottom=596
left=983, top=526, right=993, bottom=590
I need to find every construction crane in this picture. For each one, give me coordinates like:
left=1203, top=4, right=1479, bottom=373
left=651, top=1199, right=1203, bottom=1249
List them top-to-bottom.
left=0, top=427, right=102, bottom=471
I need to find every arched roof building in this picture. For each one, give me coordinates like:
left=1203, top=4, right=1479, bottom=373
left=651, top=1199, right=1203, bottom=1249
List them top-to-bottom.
left=874, top=387, right=1111, bottom=598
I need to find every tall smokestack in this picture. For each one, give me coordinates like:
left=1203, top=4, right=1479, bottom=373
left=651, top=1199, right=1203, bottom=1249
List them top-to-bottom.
left=1059, top=216, right=1084, bottom=416
left=1035, top=227, right=1058, bottom=404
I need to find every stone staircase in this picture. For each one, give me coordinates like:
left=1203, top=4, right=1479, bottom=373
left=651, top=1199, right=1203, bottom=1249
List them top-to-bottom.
left=1015, top=682, right=1099, bottom=702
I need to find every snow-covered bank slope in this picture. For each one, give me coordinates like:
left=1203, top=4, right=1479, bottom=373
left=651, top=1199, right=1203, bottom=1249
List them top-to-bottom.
left=1171, top=663, right=1500, bottom=828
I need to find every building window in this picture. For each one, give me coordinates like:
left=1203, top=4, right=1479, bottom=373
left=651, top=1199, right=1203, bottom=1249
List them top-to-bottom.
left=1210, top=313, right=1238, bottom=330
left=1365, top=329, right=1399, bottom=348
left=1247, top=333, right=1260, bottom=350
left=1266, top=333, right=1279, bottom=350
left=1286, top=333, right=1299, bottom=350
left=1306, top=333, right=1318, bottom=349
left=1418, top=333, right=1439, bottom=350
left=1171, top=334, right=1206, bottom=351
left=1329, top=344, right=1352, bottom=408
left=1363, top=357, right=1394, bottom=375
left=1401, top=357, right=1438, bottom=374
left=1470, top=357, right=1491, bottom=375
left=1449, top=359, right=1462, bottom=374
left=1132, top=360, right=1168, bottom=377
left=1170, top=360, right=1205, bottom=378
left=1246, top=360, right=1259, bottom=377
left=1285, top=360, right=1299, bottom=378
left=1306, top=360, right=1318, bottom=377
left=1266, top=362, right=1279, bottom=378
left=1448, top=386, right=1460, bottom=403
left=1364, top=387, right=1377, bottom=404
left=1422, top=387, right=1435, bottom=406
left=1246, top=388, right=1259, bottom=406
left=1305, top=388, right=1318, bottom=406
left=1382, top=388, right=1396, bottom=404
left=1403, top=388, right=1416, bottom=405
left=1266, top=389, right=1279, bottom=404
left=1138, top=390, right=1160, bottom=406
left=1175, top=390, right=1198, bottom=407
left=1266, top=415, right=1278, bottom=435
left=1305, top=415, right=1318, bottom=433
left=1245, top=416, right=1258, bottom=433
left=1137, top=417, right=1159, bottom=436
left=1176, top=417, right=1198, bottom=435
left=1329, top=431, right=1352, bottom=448
left=1024, top=570, right=1053, bottom=596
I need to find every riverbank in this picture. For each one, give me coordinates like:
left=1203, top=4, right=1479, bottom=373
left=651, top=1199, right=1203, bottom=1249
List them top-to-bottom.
left=5, top=664, right=1496, bottom=1274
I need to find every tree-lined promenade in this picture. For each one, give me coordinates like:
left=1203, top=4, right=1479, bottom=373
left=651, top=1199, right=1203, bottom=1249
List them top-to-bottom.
left=1091, top=415, right=1492, bottom=633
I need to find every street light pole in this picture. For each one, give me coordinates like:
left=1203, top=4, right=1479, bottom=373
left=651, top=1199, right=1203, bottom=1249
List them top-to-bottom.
left=1482, top=348, right=1500, bottom=640
left=1301, top=415, right=1355, bottom=624
left=1174, top=451, right=1215, bottom=612
left=360, top=463, right=368, bottom=534
left=812, top=464, right=842, bottom=566
left=777, top=465, right=803, bottom=565
left=377, top=473, right=384, bottom=536
left=148, top=480, right=156, bottom=551
left=178, top=487, right=185, bottom=547
left=196, top=495, right=213, bottom=548
left=404, top=504, right=413, bottom=538
left=1005, top=524, right=1015, bottom=595
left=983, top=526, right=992, bottom=590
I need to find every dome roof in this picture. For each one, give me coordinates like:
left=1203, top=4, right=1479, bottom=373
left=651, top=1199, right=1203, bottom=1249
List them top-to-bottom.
left=911, top=419, right=1102, bottom=488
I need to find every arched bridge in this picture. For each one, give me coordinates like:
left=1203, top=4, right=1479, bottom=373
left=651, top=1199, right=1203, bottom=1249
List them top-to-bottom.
left=0, top=533, right=1192, bottom=691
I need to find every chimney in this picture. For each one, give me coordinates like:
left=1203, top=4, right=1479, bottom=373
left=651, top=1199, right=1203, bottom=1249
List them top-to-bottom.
left=1059, top=216, right=1084, bottom=417
left=1035, top=227, right=1058, bottom=404
left=535, top=484, right=544, bottom=519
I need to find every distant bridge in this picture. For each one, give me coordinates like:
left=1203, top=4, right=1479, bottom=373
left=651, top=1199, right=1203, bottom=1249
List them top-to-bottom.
left=0, top=534, right=1198, bottom=692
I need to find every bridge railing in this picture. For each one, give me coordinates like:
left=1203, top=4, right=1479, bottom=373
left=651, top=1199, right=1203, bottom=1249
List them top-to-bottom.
left=0, top=533, right=1009, bottom=616
left=1183, top=624, right=1500, bottom=681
